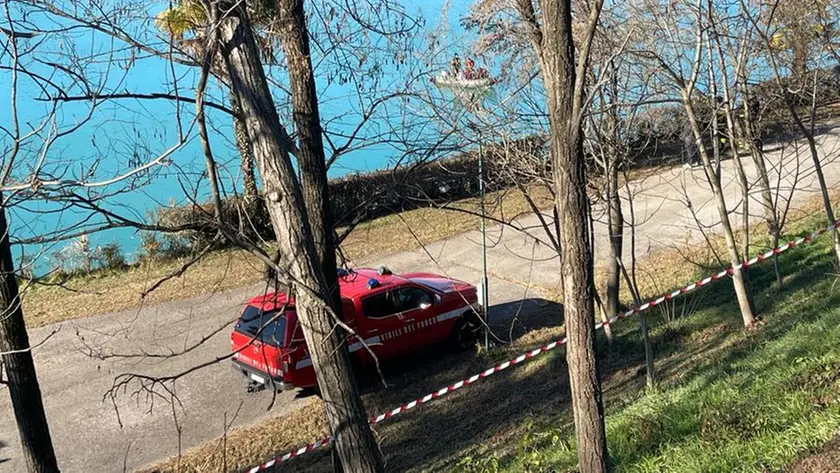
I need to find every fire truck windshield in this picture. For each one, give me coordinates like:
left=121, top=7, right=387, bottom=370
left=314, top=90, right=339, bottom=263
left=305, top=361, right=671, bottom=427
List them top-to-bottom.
left=235, top=305, right=286, bottom=347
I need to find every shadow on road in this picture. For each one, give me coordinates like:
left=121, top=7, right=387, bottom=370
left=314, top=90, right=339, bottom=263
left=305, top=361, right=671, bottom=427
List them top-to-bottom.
left=488, top=297, right=563, bottom=342
left=352, top=298, right=564, bottom=392
left=0, top=440, right=10, bottom=465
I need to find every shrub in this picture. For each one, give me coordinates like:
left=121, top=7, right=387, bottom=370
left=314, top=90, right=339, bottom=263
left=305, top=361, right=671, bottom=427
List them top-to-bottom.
left=151, top=135, right=549, bottom=256
left=139, top=231, right=163, bottom=261
left=96, top=242, right=127, bottom=270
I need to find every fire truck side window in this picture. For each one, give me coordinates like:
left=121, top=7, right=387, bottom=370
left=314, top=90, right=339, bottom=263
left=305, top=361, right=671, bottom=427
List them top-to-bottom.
left=364, top=287, right=433, bottom=319
left=393, top=287, right=432, bottom=312
left=363, top=292, right=399, bottom=319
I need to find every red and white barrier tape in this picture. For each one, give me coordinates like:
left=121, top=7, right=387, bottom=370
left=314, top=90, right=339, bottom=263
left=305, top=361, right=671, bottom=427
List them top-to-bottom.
left=247, top=221, right=840, bottom=472
left=249, top=435, right=333, bottom=470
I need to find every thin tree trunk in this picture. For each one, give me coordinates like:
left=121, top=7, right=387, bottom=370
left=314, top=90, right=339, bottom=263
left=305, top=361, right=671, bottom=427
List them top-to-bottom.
left=276, top=0, right=340, bottom=308
left=540, top=0, right=608, bottom=470
left=217, top=5, right=383, bottom=472
left=717, top=12, right=791, bottom=286
left=760, top=32, right=840, bottom=267
left=711, top=42, right=756, bottom=312
left=598, top=59, right=622, bottom=344
left=733, top=59, right=782, bottom=285
left=707, top=79, right=722, bottom=180
left=779, top=94, right=840, bottom=267
left=683, top=95, right=757, bottom=328
left=742, top=97, right=783, bottom=285
left=721, top=111, right=757, bottom=314
left=804, top=132, right=840, bottom=265
left=603, top=162, right=622, bottom=341
left=619, top=168, right=653, bottom=385
left=588, top=198, right=612, bottom=343
left=0, top=200, right=60, bottom=473
left=617, top=257, right=653, bottom=387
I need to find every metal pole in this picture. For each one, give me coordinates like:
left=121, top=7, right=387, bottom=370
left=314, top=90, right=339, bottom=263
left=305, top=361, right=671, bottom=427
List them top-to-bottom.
left=478, top=139, right=490, bottom=350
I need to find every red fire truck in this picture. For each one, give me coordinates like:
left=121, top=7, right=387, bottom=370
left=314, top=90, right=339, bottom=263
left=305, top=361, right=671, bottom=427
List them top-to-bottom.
left=230, top=267, right=482, bottom=391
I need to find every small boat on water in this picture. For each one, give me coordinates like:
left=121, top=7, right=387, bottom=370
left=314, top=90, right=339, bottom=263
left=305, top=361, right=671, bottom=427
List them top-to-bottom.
left=431, top=68, right=497, bottom=89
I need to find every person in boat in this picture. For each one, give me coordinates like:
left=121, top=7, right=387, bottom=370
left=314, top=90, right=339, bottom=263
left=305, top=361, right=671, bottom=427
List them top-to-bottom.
left=450, top=54, right=461, bottom=77
left=465, top=57, right=475, bottom=80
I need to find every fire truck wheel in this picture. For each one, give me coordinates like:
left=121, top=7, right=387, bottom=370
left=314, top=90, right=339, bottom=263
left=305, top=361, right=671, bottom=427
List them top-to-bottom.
left=450, top=318, right=478, bottom=351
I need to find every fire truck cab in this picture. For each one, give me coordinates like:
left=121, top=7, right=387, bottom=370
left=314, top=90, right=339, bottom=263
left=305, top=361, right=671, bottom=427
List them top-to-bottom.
left=230, top=267, right=482, bottom=392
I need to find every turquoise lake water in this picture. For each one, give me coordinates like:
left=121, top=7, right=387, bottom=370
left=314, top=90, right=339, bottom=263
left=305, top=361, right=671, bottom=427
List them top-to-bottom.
left=1, top=0, right=492, bottom=266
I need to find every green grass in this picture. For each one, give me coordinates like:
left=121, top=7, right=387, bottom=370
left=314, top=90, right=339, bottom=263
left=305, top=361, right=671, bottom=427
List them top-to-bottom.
left=455, top=222, right=840, bottom=473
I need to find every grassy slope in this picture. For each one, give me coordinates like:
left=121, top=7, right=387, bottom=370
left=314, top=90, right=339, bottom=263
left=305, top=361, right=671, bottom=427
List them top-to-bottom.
left=143, top=212, right=840, bottom=473
left=469, top=224, right=840, bottom=472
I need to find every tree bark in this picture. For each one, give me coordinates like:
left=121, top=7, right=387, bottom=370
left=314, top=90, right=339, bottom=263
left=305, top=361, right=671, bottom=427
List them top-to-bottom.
left=276, top=0, right=340, bottom=307
left=539, top=0, right=608, bottom=470
left=275, top=4, right=345, bottom=467
left=216, top=5, right=383, bottom=472
left=727, top=27, right=783, bottom=285
left=791, top=36, right=809, bottom=80
left=711, top=42, right=756, bottom=311
left=739, top=90, right=783, bottom=286
left=230, top=92, right=260, bottom=203
left=683, top=95, right=757, bottom=328
left=604, top=150, right=623, bottom=342
left=0, top=199, right=60, bottom=473
left=617, top=256, right=654, bottom=387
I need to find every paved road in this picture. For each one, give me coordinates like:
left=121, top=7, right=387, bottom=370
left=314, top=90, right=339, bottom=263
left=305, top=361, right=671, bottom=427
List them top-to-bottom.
left=1, top=124, right=839, bottom=472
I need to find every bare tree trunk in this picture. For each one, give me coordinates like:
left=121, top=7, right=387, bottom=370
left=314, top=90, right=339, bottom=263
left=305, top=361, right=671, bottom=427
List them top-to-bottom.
left=276, top=0, right=340, bottom=307
left=540, top=0, right=608, bottom=470
left=217, top=5, right=383, bottom=472
left=275, top=5, right=346, bottom=467
left=718, top=12, right=780, bottom=285
left=755, top=22, right=840, bottom=267
left=710, top=39, right=755, bottom=311
left=792, top=40, right=808, bottom=80
left=597, top=61, right=621, bottom=343
left=707, top=80, right=722, bottom=180
left=740, top=91, right=783, bottom=285
left=230, top=92, right=260, bottom=203
left=779, top=94, right=840, bottom=267
left=683, top=96, right=757, bottom=328
left=720, top=104, right=757, bottom=313
left=803, top=132, right=840, bottom=265
left=604, top=161, right=623, bottom=341
left=620, top=168, right=654, bottom=387
left=588, top=199, right=613, bottom=343
left=0, top=200, right=60, bottom=473
left=617, top=257, right=653, bottom=387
